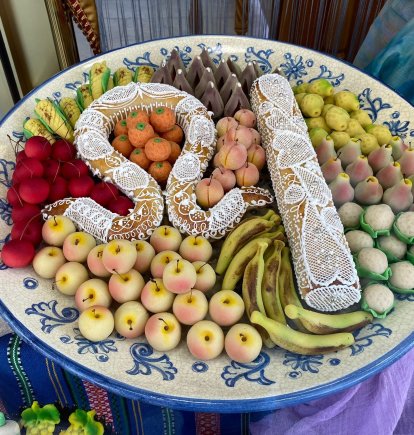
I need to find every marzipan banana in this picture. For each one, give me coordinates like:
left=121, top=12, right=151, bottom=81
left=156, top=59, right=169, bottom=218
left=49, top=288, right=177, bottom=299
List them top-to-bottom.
left=215, top=215, right=278, bottom=275
left=222, top=223, right=288, bottom=291
left=222, top=237, right=269, bottom=290
left=262, top=240, right=286, bottom=324
left=242, top=241, right=268, bottom=317
left=242, top=242, right=275, bottom=348
left=278, top=247, right=307, bottom=332
left=284, top=304, right=373, bottom=334
left=251, top=311, right=355, bottom=355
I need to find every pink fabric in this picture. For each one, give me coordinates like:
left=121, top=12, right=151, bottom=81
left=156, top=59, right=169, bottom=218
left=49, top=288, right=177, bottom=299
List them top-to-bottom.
left=250, top=349, right=414, bottom=435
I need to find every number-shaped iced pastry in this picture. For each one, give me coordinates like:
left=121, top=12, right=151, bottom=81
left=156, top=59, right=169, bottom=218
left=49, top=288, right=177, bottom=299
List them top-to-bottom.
left=43, top=82, right=273, bottom=241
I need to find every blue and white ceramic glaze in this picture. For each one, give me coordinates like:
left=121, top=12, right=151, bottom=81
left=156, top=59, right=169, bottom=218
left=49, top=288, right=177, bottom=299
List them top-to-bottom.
left=0, top=36, right=413, bottom=413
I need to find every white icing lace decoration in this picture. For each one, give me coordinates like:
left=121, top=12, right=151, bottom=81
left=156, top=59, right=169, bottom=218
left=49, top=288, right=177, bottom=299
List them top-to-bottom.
left=251, top=74, right=360, bottom=312
left=166, top=90, right=273, bottom=239
left=75, top=109, right=110, bottom=135
left=76, top=130, right=113, bottom=161
left=171, top=153, right=201, bottom=182
left=109, top=161, right=150, bottom=191
left=63, top=198, right=117, bottom=241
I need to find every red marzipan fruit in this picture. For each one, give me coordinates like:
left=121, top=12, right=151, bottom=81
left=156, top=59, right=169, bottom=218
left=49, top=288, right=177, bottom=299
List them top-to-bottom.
left=24, top=136, right=52, bottom=160
left=51, top=139, right=76, bottom=162
left=16, top=150, right=27, bottom=163
left=13, top=158, right=44, bottom=183
left=43, top=159, right=61, bottom=181
left=61, top=159, right=89, bottom=179
left=68, top=175, right=94, bottom=197
left=48, top=176, right=68, bottom=202
left=19, top=177, right=50, bottom=204
left=90, top=182, right=119, bottom=207
left=7, top=185, right=23, bottom=207
left=107, top=195, right=134, bottom=215
left=11, top=204, right=40, bottom=223
left=11, top=219, right=43, bottom=245
left=1, top=239, right=35, bottom=268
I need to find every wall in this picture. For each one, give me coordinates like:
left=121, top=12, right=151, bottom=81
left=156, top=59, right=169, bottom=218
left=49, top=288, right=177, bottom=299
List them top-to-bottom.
left=0, top=0, right=60, bottom=96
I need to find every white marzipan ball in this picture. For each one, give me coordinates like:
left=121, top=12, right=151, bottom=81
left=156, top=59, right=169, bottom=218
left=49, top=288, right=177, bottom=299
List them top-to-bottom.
left=364, top=204, right=394, bottom=231
left=345, top=230, right=374, bottom=254
left=363, top=283, right=394, bottom=314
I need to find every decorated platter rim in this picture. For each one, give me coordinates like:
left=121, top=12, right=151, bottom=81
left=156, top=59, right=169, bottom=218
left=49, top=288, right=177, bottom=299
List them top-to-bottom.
left=1, top=35, right=414, bottom=413
left=1, top=300, right=413, bottom=413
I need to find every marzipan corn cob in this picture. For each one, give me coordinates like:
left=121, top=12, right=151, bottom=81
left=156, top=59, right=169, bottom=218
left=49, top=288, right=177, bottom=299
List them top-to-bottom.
left=89, top=61, right=111, bottom=99
left=134, top=66, right=154, bottom=83
left=114, top=67, right=133, bottom=86
left=77, top=84, right=94, bottom=110
left=59, top=97, right=82, bottom=128
left=34, top=98, right=74, bottom=142
left=23, top=118, right=56, bottom=144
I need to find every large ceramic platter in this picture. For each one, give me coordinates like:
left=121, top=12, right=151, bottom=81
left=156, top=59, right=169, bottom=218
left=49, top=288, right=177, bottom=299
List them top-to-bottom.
left=0, top=36, right=413, bottom=413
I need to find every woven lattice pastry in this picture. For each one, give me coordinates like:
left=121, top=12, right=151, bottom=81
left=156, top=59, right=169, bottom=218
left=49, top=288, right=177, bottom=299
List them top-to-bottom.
left=250, top=74, right=360, bottom=312
left=43, top=82, right=273, bottom=241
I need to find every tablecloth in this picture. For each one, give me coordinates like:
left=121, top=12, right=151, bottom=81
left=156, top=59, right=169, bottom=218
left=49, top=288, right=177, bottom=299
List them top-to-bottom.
left=0, top=319, right=413, bottom=435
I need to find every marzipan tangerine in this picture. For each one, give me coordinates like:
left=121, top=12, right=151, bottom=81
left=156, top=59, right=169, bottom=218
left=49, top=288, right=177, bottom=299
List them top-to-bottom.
left=150, top=106, right=176, bottom=132
left=126, top=110, right=149, bottom=129
left=114, top=119, right=128, bottom=136
left=128, top=122, right=155, bottom=147
left=160, top=124, right=184, bottom=144
left=112, top=135, right=134, bottom=157
left=145, top=137, right=171, bottom=161
left=168, top=141, right=181, bottom=165
left=130, top=147, right=151, bottom=170
left=148, top=160, right=172, bottom=184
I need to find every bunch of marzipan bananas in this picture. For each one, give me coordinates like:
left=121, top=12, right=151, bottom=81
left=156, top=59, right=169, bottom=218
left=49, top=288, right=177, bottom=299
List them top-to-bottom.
left=215, top=209, right=373, bottom=355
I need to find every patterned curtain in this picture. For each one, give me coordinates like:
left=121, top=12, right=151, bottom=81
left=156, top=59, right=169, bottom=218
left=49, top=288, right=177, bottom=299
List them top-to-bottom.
left=66, top=0, right=387, bottom=62
left=92, top=0, right=386, bottom=61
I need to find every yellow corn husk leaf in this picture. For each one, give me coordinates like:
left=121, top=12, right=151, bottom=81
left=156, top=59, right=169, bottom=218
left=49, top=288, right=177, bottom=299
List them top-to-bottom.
left=59, top=97, right=81, bottom=128
left=35, top=99, right=74, bottom=142
left=23, top=118, right=56, bottom=144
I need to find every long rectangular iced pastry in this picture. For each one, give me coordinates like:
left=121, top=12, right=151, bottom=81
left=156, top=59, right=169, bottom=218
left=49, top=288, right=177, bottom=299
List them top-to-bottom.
left=250, top=74, right=360, bottom=312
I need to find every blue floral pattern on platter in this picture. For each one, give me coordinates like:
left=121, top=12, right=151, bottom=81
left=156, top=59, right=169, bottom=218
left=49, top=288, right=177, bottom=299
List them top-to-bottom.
left=245, top=46, right=273, bottom=73
left=358, top=88, right=392, bottom=123
left=12, top=130, right=25, bottom=143
left=0, top=159, right=15, bottom=189
left=0, top=199, right=12, bottom=225
left=0, top=233, right=11, bottom=270
left=23, top=277, right=38, bottom=290
left=395, top=293, right=414, bottom=302
left=25, top=300, right=79, bottom=334
left=282, top=323, right=391, bottom=378
left=350, top=323, right=392, bottom=356
left=60, top=327, right=124, bottom=362
left=127, top=343, right=177, bottom=381
left=221, top=352, right=275, bottom=387
left=283, top=352, right=324, bottom=374
left=192, top=361, right=209, bottom=373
